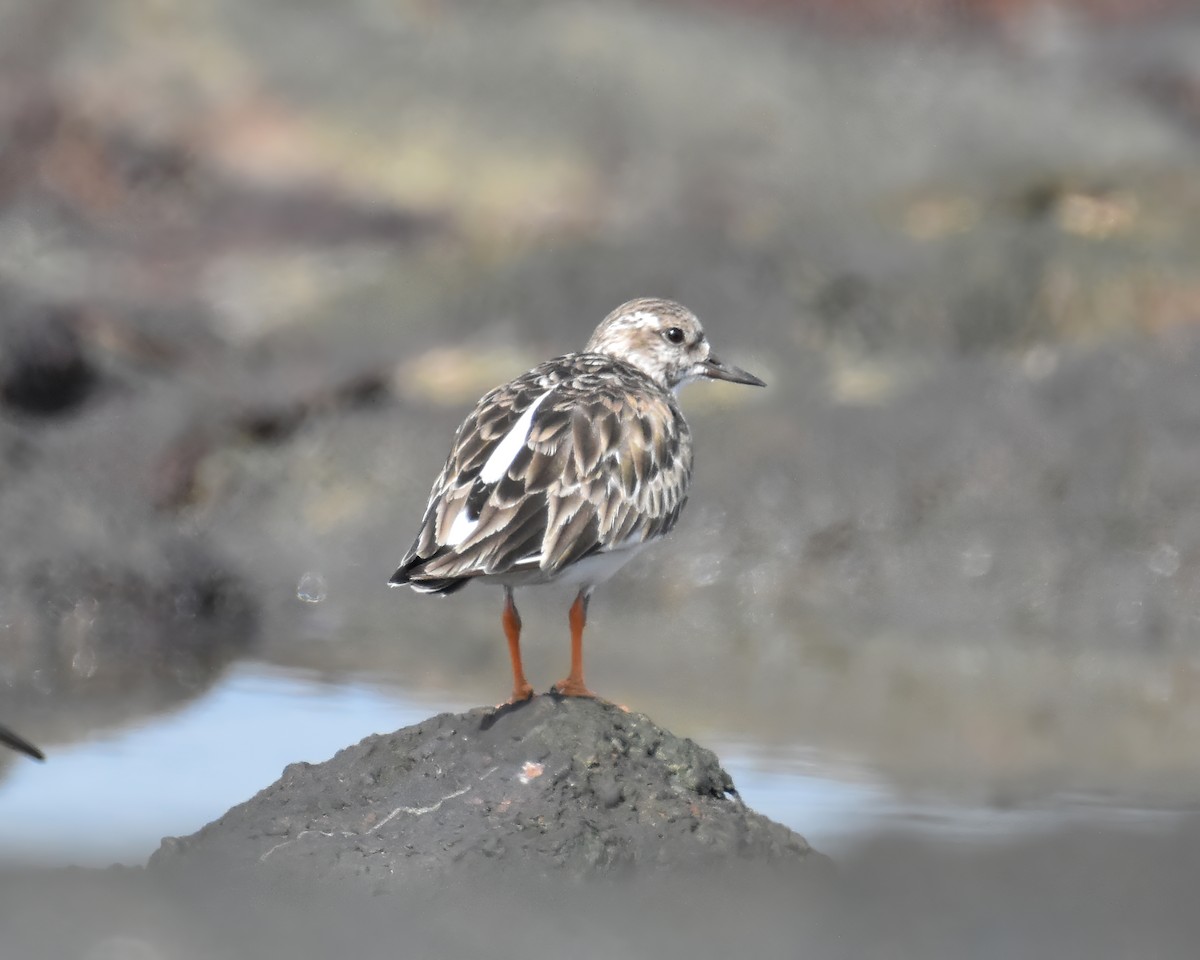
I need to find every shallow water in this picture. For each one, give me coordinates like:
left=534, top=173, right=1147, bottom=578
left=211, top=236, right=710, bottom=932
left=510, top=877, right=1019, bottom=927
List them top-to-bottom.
left=0, top=664, right=1183, bottom=866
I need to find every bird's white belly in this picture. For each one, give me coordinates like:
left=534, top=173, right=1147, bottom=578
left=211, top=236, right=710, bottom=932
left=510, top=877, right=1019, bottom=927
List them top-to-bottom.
left=491, top=539, right=654, bottom=590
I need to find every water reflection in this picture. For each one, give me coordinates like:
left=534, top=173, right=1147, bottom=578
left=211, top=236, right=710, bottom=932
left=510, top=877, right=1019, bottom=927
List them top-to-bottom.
left=0, top=542, right=258, bottom=765
left=0, top=664, right=1184, bottom=866
left=0, top=666, right=444, bottom=865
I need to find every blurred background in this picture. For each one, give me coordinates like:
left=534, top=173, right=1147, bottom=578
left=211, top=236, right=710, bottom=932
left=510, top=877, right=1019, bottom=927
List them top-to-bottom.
left=1, top=0, right=1200, bottom=877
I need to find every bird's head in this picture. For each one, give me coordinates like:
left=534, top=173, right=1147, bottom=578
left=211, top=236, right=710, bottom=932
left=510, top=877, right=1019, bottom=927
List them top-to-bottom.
left=584, top=297, right=766, bottom=393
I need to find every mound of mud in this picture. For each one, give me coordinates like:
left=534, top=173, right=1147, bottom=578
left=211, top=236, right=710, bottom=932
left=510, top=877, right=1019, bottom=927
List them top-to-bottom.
left=151, top=694, right=818, bottom=886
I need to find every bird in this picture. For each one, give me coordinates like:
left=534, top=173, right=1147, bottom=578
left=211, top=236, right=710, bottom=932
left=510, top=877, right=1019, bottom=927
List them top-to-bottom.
left=389, top=297, right=765, bottom=703
left=0, top=722, right=44, bottom=761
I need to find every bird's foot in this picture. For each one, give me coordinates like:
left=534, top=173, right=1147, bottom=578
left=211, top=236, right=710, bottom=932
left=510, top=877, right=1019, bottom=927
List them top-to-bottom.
left=550, top=677, right=597, bottom=699
left=498, top=682, right=535, bottom=708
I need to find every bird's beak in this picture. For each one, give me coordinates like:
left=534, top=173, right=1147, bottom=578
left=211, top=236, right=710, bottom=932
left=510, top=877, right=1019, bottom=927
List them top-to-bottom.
left=698, top=353, right=766, bottom=387
left=0, top=723, right=44, bottom=761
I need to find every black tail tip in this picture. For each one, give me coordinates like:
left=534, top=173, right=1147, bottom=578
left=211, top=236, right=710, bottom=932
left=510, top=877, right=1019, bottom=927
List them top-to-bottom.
left=388, top=556, right=470, bottom=595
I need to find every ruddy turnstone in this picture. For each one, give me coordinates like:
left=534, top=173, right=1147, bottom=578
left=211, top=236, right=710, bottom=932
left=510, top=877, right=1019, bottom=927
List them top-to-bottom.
left=390, top=297, right=764, bottom=702
left=0, top=722, right=44, bottom=761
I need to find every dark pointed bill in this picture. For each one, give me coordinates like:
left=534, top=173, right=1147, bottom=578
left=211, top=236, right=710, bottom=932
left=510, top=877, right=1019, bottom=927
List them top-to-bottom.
left=698, top=354, right=766, bottom=387
left=0, top=723, right=44, bottom=761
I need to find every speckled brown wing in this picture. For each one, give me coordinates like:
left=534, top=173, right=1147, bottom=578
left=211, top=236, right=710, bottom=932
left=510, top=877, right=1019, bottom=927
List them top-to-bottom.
left=390, top=355, right=693, bottom=593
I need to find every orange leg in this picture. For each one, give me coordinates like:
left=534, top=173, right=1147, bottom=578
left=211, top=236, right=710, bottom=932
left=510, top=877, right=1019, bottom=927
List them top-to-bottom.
left=502, top=588, right=533, bottom=703
left=553, top=589, right=596, bottom=698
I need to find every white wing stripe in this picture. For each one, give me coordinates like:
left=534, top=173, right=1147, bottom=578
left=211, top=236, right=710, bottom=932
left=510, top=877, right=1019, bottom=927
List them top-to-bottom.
left=444, top=389, right=553, bottom=548
left=478, top=389, right=552, bottom=484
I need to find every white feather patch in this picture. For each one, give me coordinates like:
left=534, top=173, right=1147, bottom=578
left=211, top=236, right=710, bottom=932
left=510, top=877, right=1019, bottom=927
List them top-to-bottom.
left=444, top=389, right=553, bottom=547
left=479, top=389, right=552, bottom=484
left=446, top=505, right=479, bottom=546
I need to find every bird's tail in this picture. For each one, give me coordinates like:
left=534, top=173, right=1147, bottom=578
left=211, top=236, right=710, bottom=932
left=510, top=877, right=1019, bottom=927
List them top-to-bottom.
left=388, top=557, right=470, bottom=595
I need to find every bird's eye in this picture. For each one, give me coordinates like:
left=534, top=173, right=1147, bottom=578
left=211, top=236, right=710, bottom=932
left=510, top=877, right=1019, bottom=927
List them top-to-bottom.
left=664, top=327, right=685, bottom=345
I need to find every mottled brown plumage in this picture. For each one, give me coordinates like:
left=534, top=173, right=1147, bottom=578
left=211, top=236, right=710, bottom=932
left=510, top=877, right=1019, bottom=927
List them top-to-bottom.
left=390, top=298, right=764, bottom=701
left=398, top=356, right=691, bottom=590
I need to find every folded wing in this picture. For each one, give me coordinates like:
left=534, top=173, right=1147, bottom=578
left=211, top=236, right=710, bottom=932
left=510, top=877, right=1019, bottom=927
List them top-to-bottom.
left=391, top=358, right=692, bottom=592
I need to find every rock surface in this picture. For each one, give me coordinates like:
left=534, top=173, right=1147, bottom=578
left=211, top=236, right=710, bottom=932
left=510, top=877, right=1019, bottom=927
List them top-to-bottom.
left=151, top=694, right=817, bottom=885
